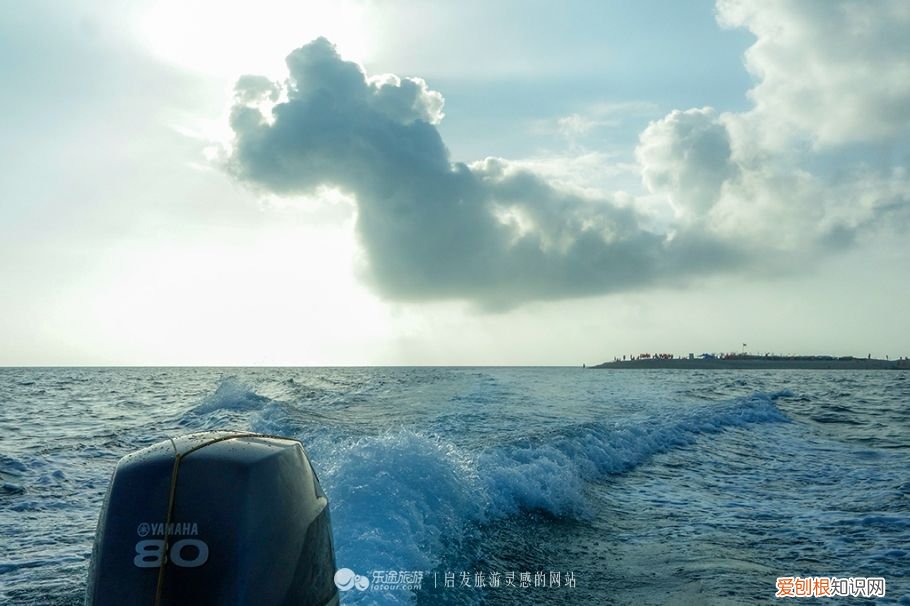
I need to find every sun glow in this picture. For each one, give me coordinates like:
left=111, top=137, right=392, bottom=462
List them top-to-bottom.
left=136, top=0, right=373, bottom=79
left=73, top=216, right=393, bottom=366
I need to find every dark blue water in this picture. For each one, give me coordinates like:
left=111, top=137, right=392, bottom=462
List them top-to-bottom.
left=1, top=368, right=908, bottom=604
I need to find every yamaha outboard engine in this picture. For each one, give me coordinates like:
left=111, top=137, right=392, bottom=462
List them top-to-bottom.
left=86, top=431, right=338, bottom=606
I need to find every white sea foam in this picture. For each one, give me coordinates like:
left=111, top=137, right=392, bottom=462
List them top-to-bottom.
left=189, top=377, right=272, bottom=414
left=306, top=391, right=791, bottom=595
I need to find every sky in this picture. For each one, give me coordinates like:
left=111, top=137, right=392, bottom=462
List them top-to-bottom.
left=1, top=0, right=908, bottom=366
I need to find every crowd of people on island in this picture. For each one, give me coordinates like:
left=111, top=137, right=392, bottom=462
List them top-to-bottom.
left=606, top=352, right=910, bottom=363
left=610, top=352, right=752, bottom=362
left=612, top=353, right=679, bottom=362
left=630, top=353, right=675, bottom=361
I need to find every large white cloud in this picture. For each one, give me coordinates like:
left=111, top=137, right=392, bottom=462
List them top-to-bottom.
left=636, top=0, right=910, bottom=254
left=716, top=0, right=910, bottom=148
left=227, top=38, right=749, bottom=309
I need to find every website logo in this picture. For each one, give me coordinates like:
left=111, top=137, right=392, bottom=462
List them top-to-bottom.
left=334, top=568, right=370, bottom=592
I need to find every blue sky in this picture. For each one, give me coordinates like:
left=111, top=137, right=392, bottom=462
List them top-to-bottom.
left=1, top=1, right=908, bottom=365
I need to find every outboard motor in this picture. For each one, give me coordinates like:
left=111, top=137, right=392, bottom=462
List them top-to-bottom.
left=86, top=431, right=338, bottom=606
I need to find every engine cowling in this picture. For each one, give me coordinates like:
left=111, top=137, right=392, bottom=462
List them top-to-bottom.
left=85, top=431, right=338, bottom=606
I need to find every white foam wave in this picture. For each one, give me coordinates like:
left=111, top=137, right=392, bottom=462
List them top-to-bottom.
left=190, top=377, right=272, bottom=415
left=476, top=391, right=789, bottom=517
left=317, top=392, right=789, bottom=599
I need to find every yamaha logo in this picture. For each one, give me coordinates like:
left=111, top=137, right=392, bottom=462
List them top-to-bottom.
left=135, top=521, right=199, bottom=537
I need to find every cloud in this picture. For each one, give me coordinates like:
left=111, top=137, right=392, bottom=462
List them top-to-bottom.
left=716, top=0, right=910, bottom=148
left=636, top=1, right=910, bottom=253
left=227, top=13, right=910, bottom=309
left=227, top=38, right=742, bottom=309
left=546, top=101, right=660, bottom=142
left=637, top=107, right=738, bottom=220
left=636, top=108, right=910, bottom=254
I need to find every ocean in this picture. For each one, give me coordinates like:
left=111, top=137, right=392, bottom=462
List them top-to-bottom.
left=1, top=367, right=908, bottom=605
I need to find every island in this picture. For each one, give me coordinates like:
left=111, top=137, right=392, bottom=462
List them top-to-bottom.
left=590, top=354, right=910, bottom=370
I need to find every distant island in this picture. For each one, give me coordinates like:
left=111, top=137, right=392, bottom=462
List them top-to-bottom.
left=590, top=354, right=910, bottom=370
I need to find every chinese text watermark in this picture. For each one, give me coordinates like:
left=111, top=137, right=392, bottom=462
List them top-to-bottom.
left=775, top=576, right=885, bottom=598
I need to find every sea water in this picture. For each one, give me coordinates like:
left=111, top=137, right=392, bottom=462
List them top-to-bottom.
left=1, top=367, right=908, bottom=605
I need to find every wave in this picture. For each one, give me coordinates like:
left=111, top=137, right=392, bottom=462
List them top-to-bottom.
left=180, top=377, right=296, bottom=433
left=183, top=377, right=362, bottom=442
left=189, top=377, right=272, bottom=415
left=179, top=381, right=790, bottom=602
left=478, top=390, right=790, bottom=518
left=317, top=392, right=790, bottom=594
left=317, top=433, right=476, bottom=584
left=0, top=453, right=28, bottom=497
left=0, top=453, right=28, bottom=477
